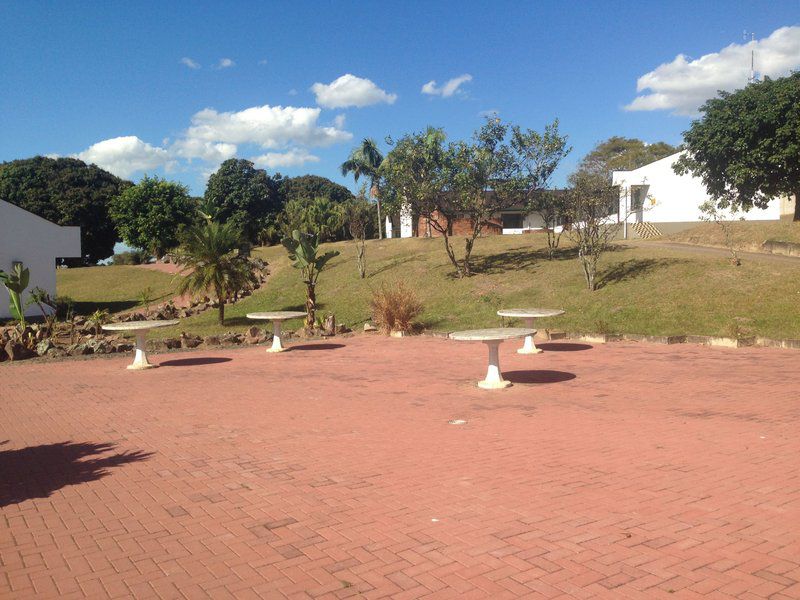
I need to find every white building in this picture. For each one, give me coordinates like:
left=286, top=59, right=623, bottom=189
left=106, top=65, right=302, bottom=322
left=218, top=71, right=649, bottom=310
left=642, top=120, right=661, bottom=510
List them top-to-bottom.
left=612, top=151, right=795, bottom=238
left=0, top=200, right=81, bottom=319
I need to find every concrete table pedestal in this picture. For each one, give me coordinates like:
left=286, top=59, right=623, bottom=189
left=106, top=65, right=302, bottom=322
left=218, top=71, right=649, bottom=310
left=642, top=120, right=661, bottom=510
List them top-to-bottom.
left=497, top=308, right=565, bottom=354
left=246, top=311, right=307, bottom=353
left=102, top=320, right=180, bottom=370
left=450, top=328, right=536, bottom=389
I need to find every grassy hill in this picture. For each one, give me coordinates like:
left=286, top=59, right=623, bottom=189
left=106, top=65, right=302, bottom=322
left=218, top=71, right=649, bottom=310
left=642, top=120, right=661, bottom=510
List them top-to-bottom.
left=665, top=221, right=800, bottom=250
left=57, top=234, right=800, bottom=340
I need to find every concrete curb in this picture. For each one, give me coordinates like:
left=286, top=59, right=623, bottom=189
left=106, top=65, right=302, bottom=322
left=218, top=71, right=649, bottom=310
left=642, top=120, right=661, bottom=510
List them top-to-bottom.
left=421, top=329, right=800, bottom=350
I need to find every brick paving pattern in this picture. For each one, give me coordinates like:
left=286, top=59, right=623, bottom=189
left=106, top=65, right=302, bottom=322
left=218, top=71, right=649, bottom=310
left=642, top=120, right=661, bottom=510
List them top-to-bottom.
left=2, top=336, right=799, bottom=599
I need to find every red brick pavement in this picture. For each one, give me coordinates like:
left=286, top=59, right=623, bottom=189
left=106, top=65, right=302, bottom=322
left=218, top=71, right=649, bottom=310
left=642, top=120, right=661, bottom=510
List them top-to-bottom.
left=1, top=336, right=799, bottom=599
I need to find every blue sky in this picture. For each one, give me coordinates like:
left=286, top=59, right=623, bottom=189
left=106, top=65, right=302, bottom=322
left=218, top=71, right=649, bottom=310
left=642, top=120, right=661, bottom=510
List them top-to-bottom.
left=1, top=1, right=798, bottom=195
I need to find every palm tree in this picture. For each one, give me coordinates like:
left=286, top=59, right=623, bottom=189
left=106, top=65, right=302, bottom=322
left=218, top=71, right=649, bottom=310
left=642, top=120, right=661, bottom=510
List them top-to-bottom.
left=341, top=138, right=385, bottom=239
left=174, top=220, right=252, bottom=325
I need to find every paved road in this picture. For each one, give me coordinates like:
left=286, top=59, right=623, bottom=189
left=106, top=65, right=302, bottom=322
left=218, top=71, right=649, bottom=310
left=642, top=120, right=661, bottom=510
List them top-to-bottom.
left=3, top=336, right=800, bottom=598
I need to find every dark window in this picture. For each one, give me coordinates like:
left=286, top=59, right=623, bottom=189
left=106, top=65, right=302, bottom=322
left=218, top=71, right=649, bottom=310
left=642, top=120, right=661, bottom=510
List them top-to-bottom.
left=502, top=213, right=523, bottom=229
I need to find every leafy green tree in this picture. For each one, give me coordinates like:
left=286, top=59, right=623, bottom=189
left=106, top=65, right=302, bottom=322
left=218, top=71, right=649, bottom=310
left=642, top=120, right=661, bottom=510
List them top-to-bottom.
left=674, top=73, right=800, bottom=220
left=381, top=119, right=570, bottom=277
left=577, top=137, right=677, bottom=177
left=341, top=138, right=385, bottom=238
left=0, top=156, right=130, bottom=264
left=204, top=159, right=282, bottom=244
left=564, top=171, right=624, bottom=291
left=279, top=174, right=354, bottom=205
left=110, top=175, right=196, bottom=257
left=342, top=190, right=375, bottom=278
left=278, top=196, right=344, bottom=242
left=174, top=220, right=253, bottom=325
left=281, top=230, right=340, bottom=329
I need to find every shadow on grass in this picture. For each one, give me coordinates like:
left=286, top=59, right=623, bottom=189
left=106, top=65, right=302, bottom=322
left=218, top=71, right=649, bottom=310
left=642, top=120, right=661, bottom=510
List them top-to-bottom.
left=466, top=244, right=607, bottom=276
left=370, top=255, right=427, bottom=277
left=596, top=258, right=684, bottom=289
left=73, top=300, right=141, bottom=315
left=289, top=343, right=345, bottom=351
left=538, top=343, right=593, bottom=352
left=160, top=357, right=233, bottom=367
left=504, top=370, right=576, bottom=384
left=0, top=441, right=152, bottom=507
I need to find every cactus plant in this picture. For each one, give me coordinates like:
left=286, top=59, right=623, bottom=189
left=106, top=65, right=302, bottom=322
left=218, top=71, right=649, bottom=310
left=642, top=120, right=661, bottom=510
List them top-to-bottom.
left=281, top=230, right=340, bottom=329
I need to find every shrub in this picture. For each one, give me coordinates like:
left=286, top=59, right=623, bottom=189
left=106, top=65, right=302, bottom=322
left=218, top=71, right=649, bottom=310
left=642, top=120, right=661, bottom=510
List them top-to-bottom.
left=112, top=249, right=151, bottom=265
left=370, top=282, right=423, bottom=334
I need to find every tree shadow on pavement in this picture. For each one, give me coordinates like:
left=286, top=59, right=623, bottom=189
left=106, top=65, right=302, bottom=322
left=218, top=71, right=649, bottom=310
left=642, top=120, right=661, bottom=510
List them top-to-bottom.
left=537, top=343, right=593, bottom=352
left=160, top=357, right=233, bottom=367
left=504, top=370, right=576, bottom=384
left=0, top=441, right=152, bottom=507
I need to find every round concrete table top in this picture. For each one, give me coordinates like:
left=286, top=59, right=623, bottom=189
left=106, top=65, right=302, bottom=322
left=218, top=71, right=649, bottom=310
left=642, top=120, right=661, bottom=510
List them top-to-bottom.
left=497, top=308, right=565, bottom=319
left=246, top=311, right=307, bottom=321
left=103, top=320, right=179, bottom=331
left=450, top=327, right=536, bottom=341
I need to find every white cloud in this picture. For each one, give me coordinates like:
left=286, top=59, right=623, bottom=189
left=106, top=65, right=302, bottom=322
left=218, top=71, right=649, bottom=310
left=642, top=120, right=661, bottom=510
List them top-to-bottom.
left=626, top=26, right=800, bottom=115
left=180, top=57, right=201, bottom=69
left=216, top=58, right=235, bottom=69
left=258, top=59, right=268, bottom=66
left=311, top=74, right=397, bottom=108
left=421, top=74, right=473, bottom=98
left=288, top=88, right=298, bottom=96
left=180, top=104, right=351, bottom=150
left=75, top=136, right=171, bottom=178
left=170, top=138, right=237, bottom=163
left=251, top=148, right=320, bottom=169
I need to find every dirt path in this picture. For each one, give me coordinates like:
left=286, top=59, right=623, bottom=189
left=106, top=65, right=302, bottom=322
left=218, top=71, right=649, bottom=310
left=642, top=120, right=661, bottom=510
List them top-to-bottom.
left=627, top=240, right=800, bottom=265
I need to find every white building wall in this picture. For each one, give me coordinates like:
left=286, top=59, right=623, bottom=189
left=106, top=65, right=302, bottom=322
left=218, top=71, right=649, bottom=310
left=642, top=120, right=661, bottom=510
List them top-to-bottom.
left=612, top=151, right=782, bottom=224
left=0, top=201, right=81, bottom=319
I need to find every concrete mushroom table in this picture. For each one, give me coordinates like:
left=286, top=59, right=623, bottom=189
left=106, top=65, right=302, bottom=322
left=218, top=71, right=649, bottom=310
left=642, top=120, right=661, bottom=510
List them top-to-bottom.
left=497, top=308, right=565, bottom=354
left=246, top=311, right=307, bottom=352
left=102, top=320, right=180, bottom=370
left=450, top=327, right=535, bottom=389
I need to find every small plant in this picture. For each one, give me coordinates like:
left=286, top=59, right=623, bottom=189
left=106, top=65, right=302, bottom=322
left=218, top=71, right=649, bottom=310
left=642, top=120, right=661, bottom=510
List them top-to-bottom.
left=699, top=200, right=743, bottom=266
left=281, top=230, right=340, bottom=329
left=0, top=262, right=30, bottom=325
left=370, top=281, right=423, bottom=335
left=26, top=286, right=58, bottom=336
left=138, top=286, right=155, bottom=312
left=88, top=309, right=111, bottom=336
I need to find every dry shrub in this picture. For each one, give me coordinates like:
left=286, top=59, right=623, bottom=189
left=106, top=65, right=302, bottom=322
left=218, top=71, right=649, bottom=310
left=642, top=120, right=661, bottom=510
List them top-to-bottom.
left=370, top=282, right=423, bottom=334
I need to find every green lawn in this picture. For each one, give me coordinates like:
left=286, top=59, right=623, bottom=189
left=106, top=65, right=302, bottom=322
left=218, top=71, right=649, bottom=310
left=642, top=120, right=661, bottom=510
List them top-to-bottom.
left=67, top=234, right=800, bottom=341
left=57, top=265, right=178, bottom=315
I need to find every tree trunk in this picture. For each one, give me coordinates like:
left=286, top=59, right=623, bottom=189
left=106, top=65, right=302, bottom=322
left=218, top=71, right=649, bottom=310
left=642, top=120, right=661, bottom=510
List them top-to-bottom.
left=371, top=184, right=383, bottom=239
left=794, top=190, right=800, bottom=221
left=441, top=233, right=463, bottom=278
left=356, top=239, right=366, bottom=278
left=305, top=283, right=316, bottom=330
left=218, top=299, right=225, bottom=325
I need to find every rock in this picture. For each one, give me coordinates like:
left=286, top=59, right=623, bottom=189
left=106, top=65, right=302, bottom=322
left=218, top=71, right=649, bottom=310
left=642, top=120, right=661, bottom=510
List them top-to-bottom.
left=195, top=303, right=208, bottom=313
left=178, top=308, right=193, bottom=318
left=321, top=315, right=336, bottom=337
left=363, top=322, right=378, bottom=332
left=336, top=324, right=352, bottom=334
left=246, top=326, right=262, bottom=338
left=180, top=333, right=202, bottom=349
left=220, top=333, right=243, bottom=345
left=203, top=335, right=221, bottom=346
left=162, top=337, right=182, bottom=350
left=35, top=339, right=55, bottom=357
left=87, top=339, right=111, bottom=354
left=4, top=340, right=35, bottom=361
left=113, top=342, right=134, bottom=353
left=68, top=343, right=93, bottom=356
left=0, top=345, right=7, bottom=362
left=45, top=347, right=68, bottom=358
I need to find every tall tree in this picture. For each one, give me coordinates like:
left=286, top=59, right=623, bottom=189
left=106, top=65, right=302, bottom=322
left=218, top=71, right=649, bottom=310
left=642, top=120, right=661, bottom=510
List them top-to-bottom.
left=674, top=73, right=800, bottom=220
left=577, top=137, right=678, bottom=178
left=341, top=138, right=384, bottom=239
left=0, top=156, right=130, bottom=264
left=204, top=159, right=282, bottom=244
left=279, top=174, right=354, bottom=205
left=110, top=175, right=196, bottom=257
left=278, top=196, right=344, bottom=242
left=174, top=220, right=253, bottom=325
